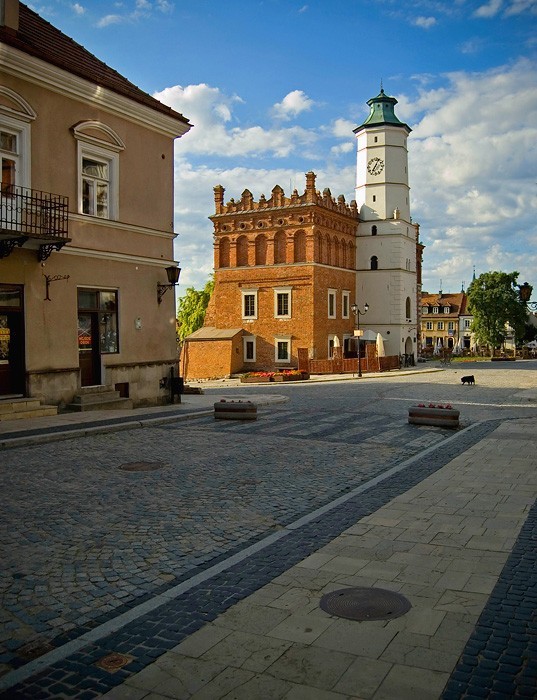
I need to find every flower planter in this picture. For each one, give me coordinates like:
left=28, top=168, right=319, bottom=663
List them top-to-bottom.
left=273, top=374, right=302, bottom=382
left=240, top=376, right=273, bottom=383
left=214, top=400, right=257, bottom=420
left=408, top=405, right=460, bottom=429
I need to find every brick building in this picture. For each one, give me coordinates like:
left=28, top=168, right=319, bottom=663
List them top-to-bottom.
left=183, top=88, right=421, bottom=380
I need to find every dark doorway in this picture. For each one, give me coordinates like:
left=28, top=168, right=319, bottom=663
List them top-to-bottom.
left=0, top=285, right=25, bottom=397
left=78, top=312, right=101, bottom=386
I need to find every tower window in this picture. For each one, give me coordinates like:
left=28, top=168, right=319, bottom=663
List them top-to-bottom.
left=373, top=195, right=376, bottom=202
left=372, top=225, right=377, bottom=236
left=370, top=256, right=378, bottom=270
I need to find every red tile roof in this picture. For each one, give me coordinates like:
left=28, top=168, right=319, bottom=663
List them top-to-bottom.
left=0, top=3, right=190, bottom=126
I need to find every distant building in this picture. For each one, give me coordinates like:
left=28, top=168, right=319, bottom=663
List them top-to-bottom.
left=0, top=0, right=190, bottom=409
left=183, top=89, right=422, bottom=379
left=420, top=292, right=473, bottom=351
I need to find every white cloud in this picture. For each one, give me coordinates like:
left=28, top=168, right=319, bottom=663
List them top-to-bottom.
left=473, top=0, right=503, bottom=18
left=505, top=0, right=537, bottom=15
left=72, top=3, right=85, bottom=14
left=298, top=5, right=309, bottom=12
left=96, top=13, right=123, bottom=27
left=413, top=15, right=437, bottom=28
left=154, top=84, right=318, bottom=157
left=272, top=90, right=316, bottom=121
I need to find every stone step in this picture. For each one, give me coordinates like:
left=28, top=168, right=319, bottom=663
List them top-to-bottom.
left=76, top=384, right=116, bottom=395
left=70, top=391, right=123, bottom=406
left=66, top=396, right=134, bottom=412
left=0, top=397, right=58, bottom=421
left=0, top=397, right=47, bottom=415
left=0, top=406, right=58, bottom=421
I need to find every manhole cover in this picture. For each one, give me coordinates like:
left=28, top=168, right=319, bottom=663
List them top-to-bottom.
left=118, top=461, right=166, bottom=472
left=320, top=587, right=411, bottom=621
left=95, top=652, right=134, bottom=672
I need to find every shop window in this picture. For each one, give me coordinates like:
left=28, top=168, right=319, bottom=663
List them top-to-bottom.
left=78, top=289, right=119, bottom=353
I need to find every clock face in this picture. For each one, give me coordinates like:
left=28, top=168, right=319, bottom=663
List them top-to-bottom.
left=367, top=157, right=384, bottom=175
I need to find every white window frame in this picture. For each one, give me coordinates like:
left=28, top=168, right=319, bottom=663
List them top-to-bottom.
left=0, top=114, right=32, bottom=190
left=78, top=142, right=119, bottom=220
left=274, top=287, right=292, bottom=318
left=241, top=288, right=258, bottom=320
left=328, top=289, right=336, bottom=319
left=342, top=291, right=350, bottom=319
left=443, top=306, right=450, bottom=314
left=422, top=307, right=428, bottom=314
left=433, top=307, right=439, bottom=314
left=464, top=319, right=471, bottom=329
left=426, top=321, right=433, bottom=330
left=437, top=321, right=444, bottom=330
left=448, top=321, right=455, bottom=331
left=243, top=336, right=256, bottom=362
left=275, top=336, right=291, bottom=363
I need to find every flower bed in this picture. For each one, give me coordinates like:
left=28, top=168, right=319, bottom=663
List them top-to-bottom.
left=240, top=370, right=309, bottom=383
left=408, top=403, right=460, bottom=429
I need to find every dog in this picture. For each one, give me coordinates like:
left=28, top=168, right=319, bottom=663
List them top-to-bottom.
left=461, top=375, right=475, bottom=385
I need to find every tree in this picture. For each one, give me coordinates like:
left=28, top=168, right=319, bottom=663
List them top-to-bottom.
left=467, top=271, right=528, bottom=355
left=176, top=276, right=214, bottom=342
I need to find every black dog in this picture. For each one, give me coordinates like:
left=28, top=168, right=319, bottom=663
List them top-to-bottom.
left=461, top=375, right=475, bottom=385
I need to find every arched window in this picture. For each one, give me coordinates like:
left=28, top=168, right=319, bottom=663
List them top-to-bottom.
left=372, top=225, right=377, bottom=236
left=274, top=230, right=287, bottom=264
left=294, top=230, right=306, bottom=262
left=316, top=232, right=323, bottom=263
left=255, top=234, right=267, bottom=265
left=236, top=235, right=248, bottom=267
left=219, top=237, right=230, bottom=268
left=333, top=237, right=340, bottom=267
left=370, top=255, right=378, bottom=270
left=406, top=296, right=411, bottom=319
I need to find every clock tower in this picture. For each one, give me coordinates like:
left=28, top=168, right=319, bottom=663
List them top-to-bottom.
left=354, top=89, right=420, bottom=360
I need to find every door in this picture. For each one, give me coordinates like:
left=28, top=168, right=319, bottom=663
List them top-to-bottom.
left=0, top=286, right=25, bottom=396
left=78, top=312, right=101, bottom=386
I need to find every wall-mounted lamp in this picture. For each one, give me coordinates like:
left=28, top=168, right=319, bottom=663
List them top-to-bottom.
left=157, top=265, right=181, bottom=304
left=44, top=273, right=70, bottom=301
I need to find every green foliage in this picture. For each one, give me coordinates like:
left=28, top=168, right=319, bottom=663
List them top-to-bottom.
left=467, top=271, right=528, bottom=353
left=176, top=276, right=214, bottom=341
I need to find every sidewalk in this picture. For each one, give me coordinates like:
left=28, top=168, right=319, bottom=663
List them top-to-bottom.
left=97, top=417, right=537, bottom=700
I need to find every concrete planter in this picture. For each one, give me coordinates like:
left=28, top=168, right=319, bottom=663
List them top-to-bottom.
left=273, top=374, right=302, bottom=382
left=240, top=376, right=272, bottom=383
left=214, top=401, right=257, bottom=420
left=408, top=405, right=460, bottom=429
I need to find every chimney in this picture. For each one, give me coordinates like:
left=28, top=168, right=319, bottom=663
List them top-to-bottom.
left=1, top=0, right=20, bottom=32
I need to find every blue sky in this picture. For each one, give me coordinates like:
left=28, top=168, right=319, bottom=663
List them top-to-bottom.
left=33, top=0, right=537, bottom=298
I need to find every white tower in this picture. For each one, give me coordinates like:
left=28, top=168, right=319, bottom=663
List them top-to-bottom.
left=354, top=89, right=419, bottom=360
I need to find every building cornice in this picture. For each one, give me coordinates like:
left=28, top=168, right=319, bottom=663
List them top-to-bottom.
left=0, top=44, right=191, bottom=139
left=69, top=213, right=176, bottom=239
left=61, top=246, right=176, bottom=268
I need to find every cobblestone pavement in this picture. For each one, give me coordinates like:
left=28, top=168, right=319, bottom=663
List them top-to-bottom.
left=0, top=362, right=536, bottom=697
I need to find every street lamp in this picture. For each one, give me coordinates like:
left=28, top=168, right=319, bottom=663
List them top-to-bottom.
left=519, top=282, right=537, bottom=311
left=351, top=302, right=369, bottom=377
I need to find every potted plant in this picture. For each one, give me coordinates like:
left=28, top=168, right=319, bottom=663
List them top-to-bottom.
left=408, top=403, right=460, bottom=429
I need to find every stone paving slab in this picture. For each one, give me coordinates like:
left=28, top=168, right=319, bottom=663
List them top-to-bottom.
left=93, top=418, right=536, bottom=700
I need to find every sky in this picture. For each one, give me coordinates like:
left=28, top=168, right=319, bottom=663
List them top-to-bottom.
left=31, top=0, right=537, bottom=299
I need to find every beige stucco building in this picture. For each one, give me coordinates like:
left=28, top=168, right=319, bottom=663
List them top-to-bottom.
left=0, top=0, right=190, bottom=409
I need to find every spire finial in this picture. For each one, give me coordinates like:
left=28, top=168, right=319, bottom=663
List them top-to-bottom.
left=380, top=78, right=384, bottom=93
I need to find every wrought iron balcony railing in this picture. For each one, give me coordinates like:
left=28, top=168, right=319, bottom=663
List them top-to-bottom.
left=0, top=185, right=70, bottom=260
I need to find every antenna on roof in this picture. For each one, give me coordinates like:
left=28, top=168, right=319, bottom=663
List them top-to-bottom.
left=380, top=78, right=384, bottom=92
left=461, top=281, right=465, bottom=292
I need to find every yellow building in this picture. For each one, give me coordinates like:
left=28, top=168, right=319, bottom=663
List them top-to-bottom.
left=0, top=0, right=190, bottom=410
left=420, top=291, right=472, bottom=352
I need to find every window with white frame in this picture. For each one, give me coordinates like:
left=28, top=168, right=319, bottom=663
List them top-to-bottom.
left=0, top=88, right=35, bottom=196
left=73, top=122, right=124, bottom=221
left=274, top=287, right=291, bottom=318
left=241, top=289, right=258, bottom=319
left=328, top=289, right=336, bottom=319
left=342, top=291, right=350, bottom=319
left=422, top=306, right=428, bottom=314
left=433, top=306, right=439, bottom=314
left=443, top=306, right=450, bottom=314
left=464, top=319, right=471, bottom=329
left=426, top=321, right=433, bottom=330
left=437, top=321, right=444, bottom=330
left=448, top=321, right=455, bottom=331
left=243, top=336, right=256, bottom=362
left=275, top=337, right=291, bottom=363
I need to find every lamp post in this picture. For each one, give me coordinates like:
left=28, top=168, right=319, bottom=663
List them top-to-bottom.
left=157, top=265, right=181, bottom=304
left=519, top=282, right=537, bottom=311
left=351, top=302, right=369, bottom=377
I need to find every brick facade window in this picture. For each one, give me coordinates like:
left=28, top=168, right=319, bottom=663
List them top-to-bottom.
left=274, top=287, right=291, bottom=318
left=241, top=289, right=258, bottom=319
left=328, top=289, right=336, bottom=319
left=342, top=291, right=350, bottom=319
left=243, top=336, right=256, bottom=362
left=275, top=337, right=291, bottom=362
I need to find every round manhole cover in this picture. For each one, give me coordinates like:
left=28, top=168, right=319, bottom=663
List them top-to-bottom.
left=118, top=461, right=166, bottom=472
left=320, top=587, right=411, bottom=621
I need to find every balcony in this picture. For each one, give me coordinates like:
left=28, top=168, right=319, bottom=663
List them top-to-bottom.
left=0, top=185, right=71, bottom=260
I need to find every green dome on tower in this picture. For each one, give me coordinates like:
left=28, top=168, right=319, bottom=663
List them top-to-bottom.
left=354, top=88, right=411, bottom=133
